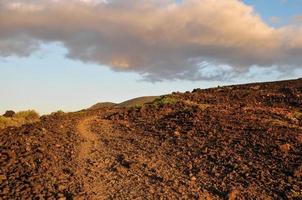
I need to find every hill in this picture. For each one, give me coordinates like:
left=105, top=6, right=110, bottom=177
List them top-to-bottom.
left=0, top=78, right=301, bottom=199
left=89, top=96, right=159, bottom=110
left=116, top=96, right=159, bottom=108
left=88, top=102, right=117, bottom=110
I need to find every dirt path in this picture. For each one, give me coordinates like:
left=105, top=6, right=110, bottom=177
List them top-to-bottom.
left=75, top=116, right=194, bottom=199
left=75, top=116, right=157, bottom=199
left=76, top=116, right=108, bottom=199
left=77, top=116, right=98, bottom=160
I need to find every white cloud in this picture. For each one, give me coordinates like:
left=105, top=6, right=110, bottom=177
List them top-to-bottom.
left=0, top=0, right=301, bottom=80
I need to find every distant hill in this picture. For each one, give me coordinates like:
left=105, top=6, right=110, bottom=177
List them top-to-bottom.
left=89, top=96, right=159, bottom=110
left=117, top=96, right=159, bottom=108
left=88, top=102, right=117, bottom=110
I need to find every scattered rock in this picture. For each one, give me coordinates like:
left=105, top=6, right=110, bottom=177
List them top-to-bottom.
left=1, top=78, right=302, bottom=199
left=280, top=143, right=291, bottom=154
left=228, top=188, right=240, bottom=200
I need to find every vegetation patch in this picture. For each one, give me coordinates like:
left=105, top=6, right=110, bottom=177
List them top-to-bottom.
left=152, top=96, right=178, bottom=106
left=183, top=100, right=211, bottom=110
left=0, top=110, right=40, bottom=130
left=51, top=110, right=66, bottom=116
left=288, top=110, right=302, bottom=121
left=266, top=118, right=302, bottom=130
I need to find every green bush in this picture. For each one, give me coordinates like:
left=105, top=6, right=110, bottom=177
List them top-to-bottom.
left=152, top=96, right=178, bottom=106
left=0, top=110, right=40, bottom=130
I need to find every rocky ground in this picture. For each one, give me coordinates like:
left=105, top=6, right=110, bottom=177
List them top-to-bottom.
left=0, top=78, right=301, bottom=199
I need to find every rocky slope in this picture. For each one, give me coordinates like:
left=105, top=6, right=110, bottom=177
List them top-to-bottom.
left=0, top=78, right=301, bottom=199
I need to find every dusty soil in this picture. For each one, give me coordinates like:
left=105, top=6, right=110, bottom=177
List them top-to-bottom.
left=0, top=78, right=301, bottom=199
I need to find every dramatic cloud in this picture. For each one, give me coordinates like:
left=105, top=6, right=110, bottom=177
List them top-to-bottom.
left=0, top=0, right=302, bottom=80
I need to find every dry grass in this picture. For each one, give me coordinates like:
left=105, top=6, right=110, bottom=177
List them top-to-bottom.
left=183, top=100, right=211, bottom=110
left=0, top=110, right=40, bottom=130
left=288, top=110, right=302, bottom=121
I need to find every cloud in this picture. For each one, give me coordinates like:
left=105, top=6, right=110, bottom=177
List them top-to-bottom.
left=0, top=0, right=302, bottom=81
left=292, top=15, right=302, bottom=24
left=269, top=16, right=281, bottom=25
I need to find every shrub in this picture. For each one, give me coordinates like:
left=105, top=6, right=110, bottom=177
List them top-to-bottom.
left=192, top=88, right=202, bottom=93
left=152, top=96, right=178, bottom=106
left=182, top=100, right=211, bottom=110
left=134, top=105, right=142, bottom=110
left=0, top=110, right=40, bottom=130
left=3, top=110, right=15, bottom=117
left=15, top=110, right=40, bottom=122
left=51, top=110, right=65, bottom=116
left=287, top=110, right=302, bottom=123
left=292, top=111, right=302, bottom=120
left=0, top=116, right=19, bottom=130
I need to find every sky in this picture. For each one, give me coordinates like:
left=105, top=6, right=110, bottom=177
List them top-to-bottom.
left=0, top=0, right=302, bottom=114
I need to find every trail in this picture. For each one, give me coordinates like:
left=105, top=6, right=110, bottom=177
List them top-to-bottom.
left=75, top=115, right=184, bottom=199
left=75, top=116, right=159, bottom=199
left=76, top=116, right=107, bottom=200
left=77, top=116, right=98, bottom=160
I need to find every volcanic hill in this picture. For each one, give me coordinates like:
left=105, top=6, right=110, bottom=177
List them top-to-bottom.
left=0, top=78, right=301, bottom=199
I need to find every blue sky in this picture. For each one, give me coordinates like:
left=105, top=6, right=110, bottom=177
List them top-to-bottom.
left=0, top=0, right=301, bottom=114
left=244, top=0, right=302, bottom=26
left=0, top=44, right=229, bottom=113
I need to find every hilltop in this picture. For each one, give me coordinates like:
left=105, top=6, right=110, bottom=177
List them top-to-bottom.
left=0, top=78, right=301, bottom=199
left=88, top=96, right=158, bottom=110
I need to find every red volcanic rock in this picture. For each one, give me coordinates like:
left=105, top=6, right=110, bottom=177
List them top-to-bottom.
left=0, top=78, right=301, bottom=199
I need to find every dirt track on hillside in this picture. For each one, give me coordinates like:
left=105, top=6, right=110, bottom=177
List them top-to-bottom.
left=76, top=115, right=193, bottom=199
left=75, top=116, right=107, bottom=199
left=77, top=117, right=98, bottom=160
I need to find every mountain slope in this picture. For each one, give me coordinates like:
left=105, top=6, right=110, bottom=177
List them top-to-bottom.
left=0, top=78, right=301, bottom=199
left=89, top=96, right=159, bottom=111
left=117, top=96, right=159, bottom=108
